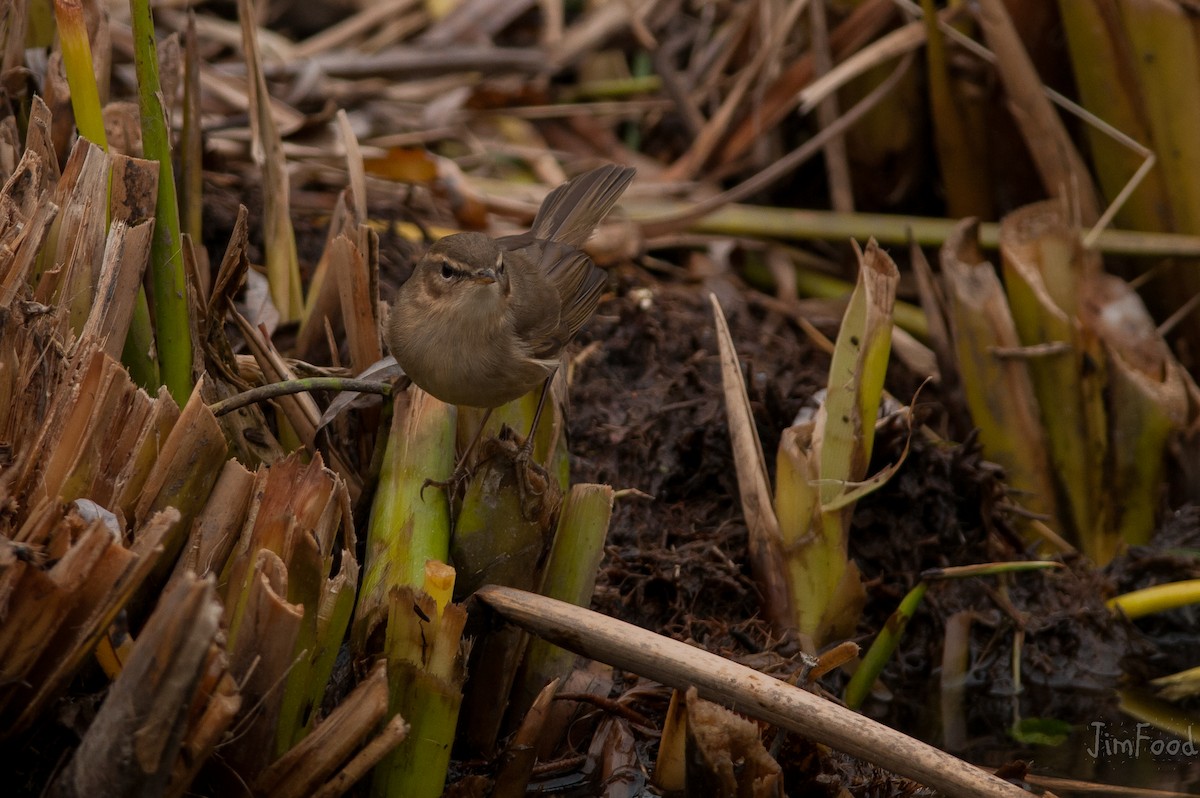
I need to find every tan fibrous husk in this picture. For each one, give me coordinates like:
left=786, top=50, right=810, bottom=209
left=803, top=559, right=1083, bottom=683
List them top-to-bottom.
left=0, top=121, right=368, bottom=797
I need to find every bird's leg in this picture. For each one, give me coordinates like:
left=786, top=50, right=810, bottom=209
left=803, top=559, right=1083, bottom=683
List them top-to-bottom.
left=512, top=373, right=556, bottom=512
left=519, top=373, right=555, bottom=459
left=420, top=407, right=493, bottom=507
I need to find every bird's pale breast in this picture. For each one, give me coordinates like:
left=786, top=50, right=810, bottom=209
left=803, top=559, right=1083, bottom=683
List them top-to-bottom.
left=389, top=281, right=555, bottom=408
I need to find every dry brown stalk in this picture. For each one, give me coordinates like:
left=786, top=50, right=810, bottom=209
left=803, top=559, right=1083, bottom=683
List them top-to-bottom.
left=47, top=572, right=224, bottom=798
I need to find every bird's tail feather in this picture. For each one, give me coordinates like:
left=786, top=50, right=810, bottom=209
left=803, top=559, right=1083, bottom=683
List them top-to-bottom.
left=528, top=164, right=635, bottom=248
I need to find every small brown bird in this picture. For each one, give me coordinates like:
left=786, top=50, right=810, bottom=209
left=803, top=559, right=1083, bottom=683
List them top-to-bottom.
left=386, top=164, right=635, bottom=486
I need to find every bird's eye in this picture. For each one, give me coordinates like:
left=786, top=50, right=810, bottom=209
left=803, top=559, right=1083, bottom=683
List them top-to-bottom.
left=440, top=263, right=454, bottom=280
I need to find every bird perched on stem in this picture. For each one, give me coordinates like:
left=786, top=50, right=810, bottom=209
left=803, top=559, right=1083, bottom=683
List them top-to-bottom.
left=386, top=164, right=636, bottom=501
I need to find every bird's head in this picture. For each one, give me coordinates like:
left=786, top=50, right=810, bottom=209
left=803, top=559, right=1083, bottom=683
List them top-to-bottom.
left=413, top=232, right=510, bottom=309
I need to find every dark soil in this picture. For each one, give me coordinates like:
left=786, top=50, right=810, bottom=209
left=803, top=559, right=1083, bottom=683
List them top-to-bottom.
left=556, top=258, right=1200, bottom=794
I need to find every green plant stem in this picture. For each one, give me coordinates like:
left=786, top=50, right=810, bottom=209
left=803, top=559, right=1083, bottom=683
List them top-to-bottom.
left=55, top=0, right=107, bottom=149
left=130, top=0, right=192, bottom=406
left=616, top=198, right=1200, bottom=259
left=121, top=293, right=161, bottom=388
left=207, top=377, right=392, bottom=417
left=844, top=581, right=927, bottom=710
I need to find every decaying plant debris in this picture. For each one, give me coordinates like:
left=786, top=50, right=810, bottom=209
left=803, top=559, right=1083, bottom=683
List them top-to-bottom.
left=4, top=1, right=1200, bottom=797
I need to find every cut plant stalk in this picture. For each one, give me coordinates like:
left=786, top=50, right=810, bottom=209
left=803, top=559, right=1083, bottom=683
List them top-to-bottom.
left=24, top=96, right=55, bottom=176
left=294, top=109, right=374, bottom=360
left=39, top=139, right=107, bottom=335
left=0, top=149, right=58, bottom=307
left=295, top=187, right=363, bottom=360
left=999, top=201, right=1109, bottom=559
left=79, top=217, right=155, bottom=363
left=940, top=219, right=1060, bottom=539
left=719, top=241, right=902, bottom=646
left=1089, top=274, right=1188, bottom=551
left=451, top=366, right=580, bottom=754
left=132, top=377, right=228, bottom=570
left=451, top=378, right=568, bottom=598
left=451, top=435, right=560, bottom=600
left=205, top=452, right=357, bottom=767
left=172, top=460, right=255, bottom=583
left=273, top=470, right=359, bottom=751
left=508, top=483, right=613, bottom=729
left=0, top=504, right=178, bottom=735
left=223, top=548, right=304, bottom=776
left=372, top=565, right=467, bottom=798
left=940, top=611, right=974, bottom=752
left=166, top=654, right=241, bottom=798
left=254, top=661, right=399, bottom=798
left=1151, top=665, right=1200, bottom=702
left=489, top=677, right=560, bottom=798
left=683, top=687, right=783, bottom=793
left=653, top=688, right=688, bottom=793
left=1116, top=688, right=1200, bottom=744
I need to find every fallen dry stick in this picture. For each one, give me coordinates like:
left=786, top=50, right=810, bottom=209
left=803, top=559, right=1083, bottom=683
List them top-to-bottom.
left=476, top=585, right=1036, bottom=798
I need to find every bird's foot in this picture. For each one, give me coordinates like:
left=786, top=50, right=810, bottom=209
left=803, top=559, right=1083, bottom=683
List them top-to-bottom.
left=511, top=436, right=563, bottom=522
left=512, top=441, right=547, bottom=506
left=419, top=463, right=473, bottom=524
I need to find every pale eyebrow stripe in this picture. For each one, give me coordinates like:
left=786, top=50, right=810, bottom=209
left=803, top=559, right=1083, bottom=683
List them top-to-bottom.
left=429, top=255, right=469, bottom=276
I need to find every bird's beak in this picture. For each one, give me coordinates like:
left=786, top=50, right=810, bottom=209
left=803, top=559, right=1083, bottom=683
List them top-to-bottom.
left=470, top=268, right=497, bottom=285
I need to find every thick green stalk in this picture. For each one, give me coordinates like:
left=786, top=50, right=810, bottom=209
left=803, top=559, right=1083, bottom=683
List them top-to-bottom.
left=129, top=0, right=192, bottom=405
left=999, top=203, right=1108, bottom=556
left=941, top=220, right=1060, bottom=538
left=121, top=297, right=161, bottom=389
left=355, top=389, right=454, bottom=645
left=509, top=484, right=613, bottom=724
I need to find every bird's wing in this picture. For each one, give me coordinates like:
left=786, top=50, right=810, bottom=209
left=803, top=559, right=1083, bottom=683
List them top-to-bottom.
left=522, top=164, right=635, bottom=248
left=503, top=241, right=607, bottom=361
left=542, top=244, right=607, bottom=342
left=504, top=247, right=567, bottom=361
